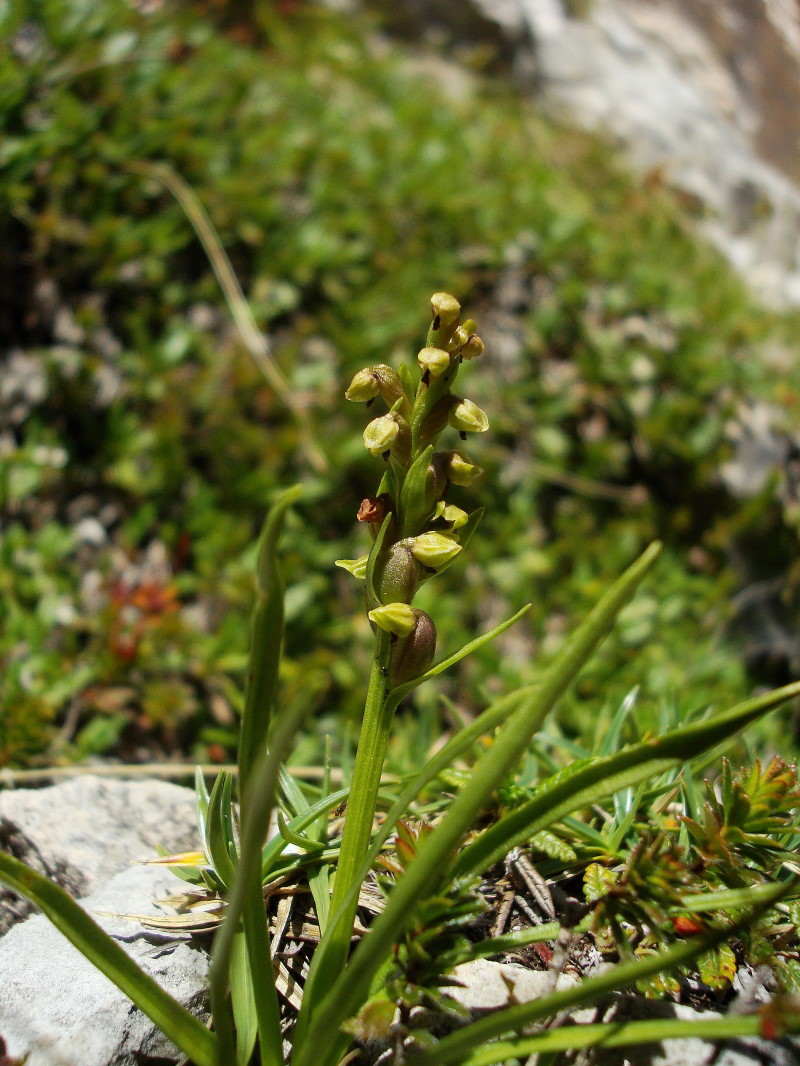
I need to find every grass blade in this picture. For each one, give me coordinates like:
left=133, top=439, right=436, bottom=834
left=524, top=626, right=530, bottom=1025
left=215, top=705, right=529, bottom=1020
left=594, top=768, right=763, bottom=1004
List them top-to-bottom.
left=238, top=485, right=302, bottom=803
left=455, top=678, right=800, bottom=877
left=206, top=771, right=238, bottom=889
left=261, top=788, right=349, bottom=879
left=230, top=931, right=258, bottom=1066
left=453, top=1014, right=800, bottom=1066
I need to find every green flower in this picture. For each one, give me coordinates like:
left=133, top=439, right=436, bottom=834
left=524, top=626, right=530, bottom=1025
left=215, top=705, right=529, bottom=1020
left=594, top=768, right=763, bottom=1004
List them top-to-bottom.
left=430, top=292, right=461, bottom=328
left=461, top=335, right=484, bottom=361
left=417, top=347, right=451, bottom=378
left=346, top=364, right=406, bottom=407
left=345, top=368, right=381, bottom=403
left=448, top=398, right=489, bottom=434
left=363, top=414, right=400, bottom=456
left=444, top=450, right=484, bottom=486
left=434, top=502, right=469, bottom=529
left=408, top=532, right=462, bottom=568
left=335, top=556, right=368, bottom=579
left=368, top=602, right=417, bottom=637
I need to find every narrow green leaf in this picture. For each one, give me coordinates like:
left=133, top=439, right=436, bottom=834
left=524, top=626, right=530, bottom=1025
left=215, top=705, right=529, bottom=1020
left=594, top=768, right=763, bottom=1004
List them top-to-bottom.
left=398, top=361, right=416, bottom=400
left=238, top=485, right=301, bottom=801
left=386, top=604, right=532, bottom=710
left=455, top=678, right=800, bottom=877
left=599, top=686, right=639, bottom=757
left=307, top=742, right=333, bottom=935
left=279, top=765, right=311, bottom=817
left=195, top=766, right=211, bottom=838
left=206, top=772, right=238, bottom=890
left=261, top=788, right=349, bottom=879
left=276, top=811, right=326, bottom=852
left=0, top=851, right=218, bottom=1066
left=680, top=883, right=800, bottom=912
left=444, top=918, right=582, bottom=964
left=230, top=931, right=258, bottom=1066
left=452, top=1014, right=800, bottom=1066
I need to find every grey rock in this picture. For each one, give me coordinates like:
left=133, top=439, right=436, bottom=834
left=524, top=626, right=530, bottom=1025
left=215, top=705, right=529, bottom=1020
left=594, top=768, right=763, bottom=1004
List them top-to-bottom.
left=367, top=0, right=800, bottom=307
left=512, top=0, right=800, bottom=307
left=720, top=402, right=793, bottom=499
left=0, top=777, right=199, bottom=936
left=0, top=863, right=210, bottom=1066
left=448, top=957, right=577, bottom=1011
left=441, top=960, right=799, bottom=1066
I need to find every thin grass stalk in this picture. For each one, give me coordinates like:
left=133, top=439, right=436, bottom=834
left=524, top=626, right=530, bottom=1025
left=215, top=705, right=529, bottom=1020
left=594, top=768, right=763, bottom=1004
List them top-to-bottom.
left=125, top=162, right=327, bottom=474
left=453, top=1014, right=800, bottom=1066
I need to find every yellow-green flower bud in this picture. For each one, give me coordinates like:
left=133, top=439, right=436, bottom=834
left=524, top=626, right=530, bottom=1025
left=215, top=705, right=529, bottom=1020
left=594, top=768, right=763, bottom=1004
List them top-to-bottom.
left=430, top=292, right=461, bottom=329
left=450, top=321, right=476, bottom=348
left=461, top=335, right=484, bottom=361
left=417, top=347, right=451, bottom=378
left=345, top=364, right=405, bottom=407
left=345, top=367, right=381, bottom=403
left=448, top=398, right=489, bottom=434
left=363, top=414, right=399, bottom=456
left=444, top=450, right=484, bottom=486
left=434, top=501, right=469, bottom=529
left=409, top=532, right=462, bottom=569
left=334, top=556, right=368, bottom=579
left=368, top=602, right=417, bottom=637
left=390, top=609, right=437, bottom=685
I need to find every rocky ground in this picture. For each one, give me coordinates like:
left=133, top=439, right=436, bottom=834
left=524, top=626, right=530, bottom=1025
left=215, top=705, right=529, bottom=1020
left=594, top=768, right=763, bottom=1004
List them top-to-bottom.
left=1, top=777, right=798, bottom=1066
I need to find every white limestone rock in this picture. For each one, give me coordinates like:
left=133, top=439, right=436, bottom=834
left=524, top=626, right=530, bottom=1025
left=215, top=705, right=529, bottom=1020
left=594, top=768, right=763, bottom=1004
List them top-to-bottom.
left=0, top=776, right=200, bottom=936
left=0, top=863, right=210, bottom=1066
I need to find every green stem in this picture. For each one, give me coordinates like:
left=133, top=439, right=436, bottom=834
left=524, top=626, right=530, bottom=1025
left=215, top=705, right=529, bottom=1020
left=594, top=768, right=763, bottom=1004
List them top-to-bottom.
left=408, top=319, right=462, bottom=458
left=319, top=628, right=394, bottom=973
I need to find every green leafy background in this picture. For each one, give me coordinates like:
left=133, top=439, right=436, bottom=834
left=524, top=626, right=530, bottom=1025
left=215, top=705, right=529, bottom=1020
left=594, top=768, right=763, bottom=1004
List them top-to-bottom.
left=3, top=0, right=800, bottom=770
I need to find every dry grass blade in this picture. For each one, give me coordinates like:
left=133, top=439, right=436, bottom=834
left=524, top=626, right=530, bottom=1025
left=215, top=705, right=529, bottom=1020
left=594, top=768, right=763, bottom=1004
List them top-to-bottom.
left=126, top=160, right=328, bottom=475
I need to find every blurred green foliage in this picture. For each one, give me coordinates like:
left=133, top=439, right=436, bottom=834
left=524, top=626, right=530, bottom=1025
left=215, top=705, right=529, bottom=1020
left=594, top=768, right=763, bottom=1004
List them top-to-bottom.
left=2, top=0, right=800, bottom=768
